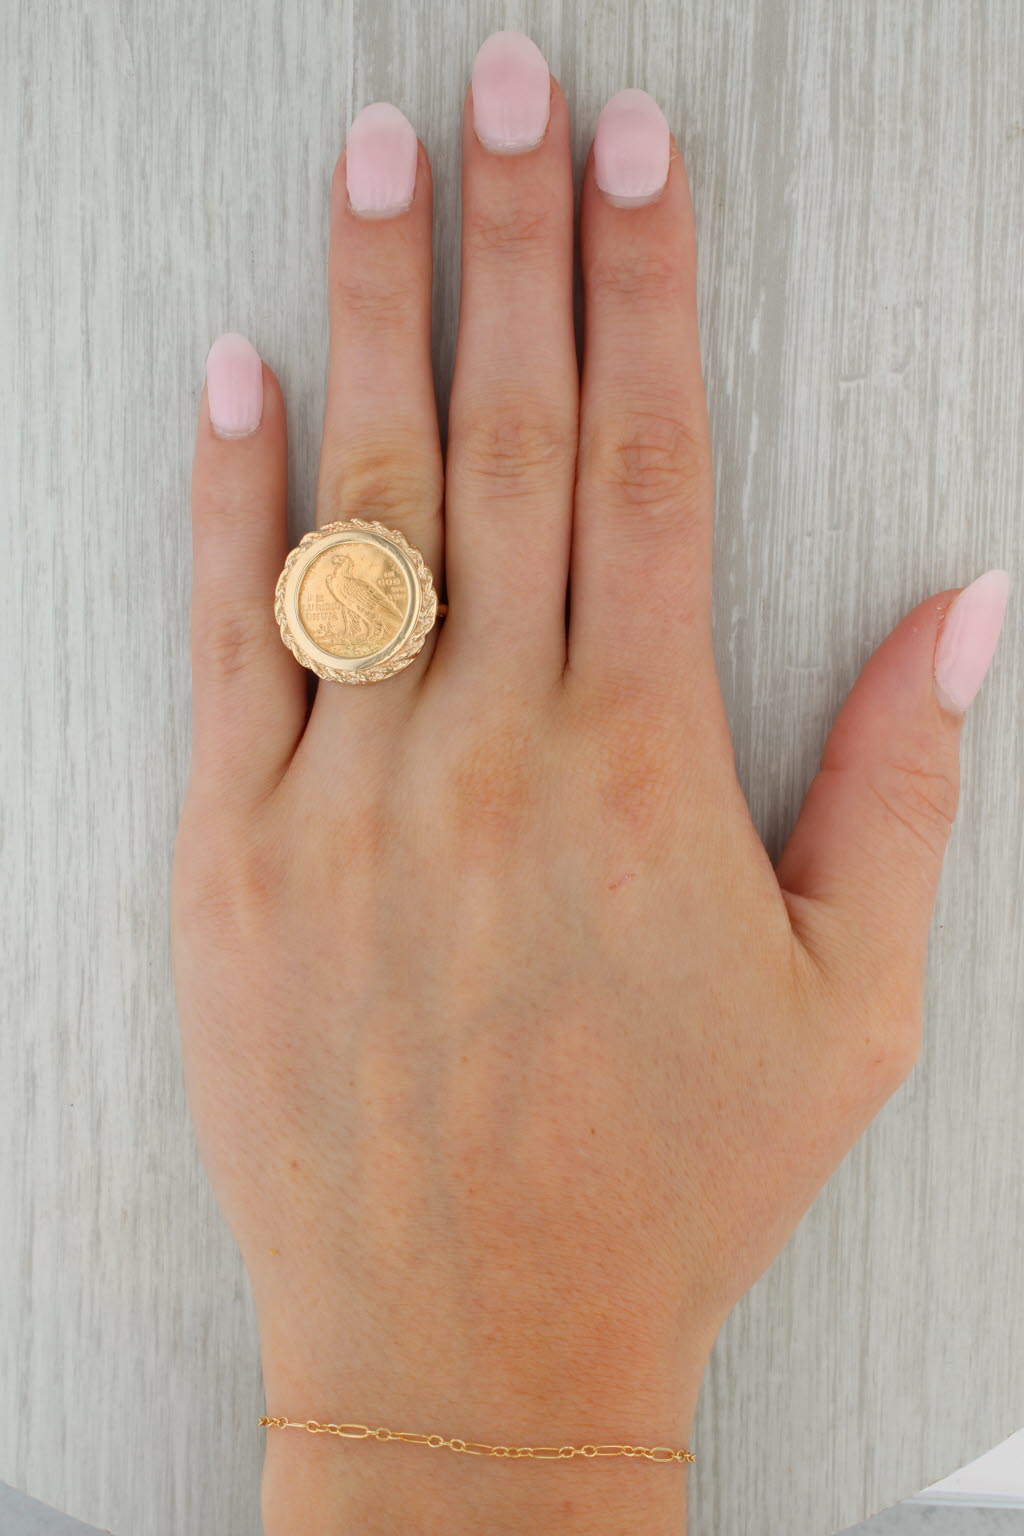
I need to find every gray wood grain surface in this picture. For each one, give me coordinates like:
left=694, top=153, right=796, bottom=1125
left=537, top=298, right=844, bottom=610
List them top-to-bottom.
left=2, top=2, right=1021, bottom=1534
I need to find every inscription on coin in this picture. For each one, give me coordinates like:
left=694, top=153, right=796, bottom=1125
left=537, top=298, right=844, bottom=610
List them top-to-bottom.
left=297, top=540, right=409, bottom=658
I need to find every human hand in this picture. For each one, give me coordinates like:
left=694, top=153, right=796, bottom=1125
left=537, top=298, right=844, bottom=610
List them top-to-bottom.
left=171, top=31, right=1009, bottom=1536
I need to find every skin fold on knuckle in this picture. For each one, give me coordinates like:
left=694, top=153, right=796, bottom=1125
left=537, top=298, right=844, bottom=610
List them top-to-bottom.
left=465, top=197, right=560, bottom=262
left=586, top=245, right=694, bottom=306
left=330, top=266, right=424, bottom=336
left=455, top=397, right=574, bottom=499
left=584, top=407, right=712, bottom=522
left=317, top=450, right=442, bottom=525
left=193, top=465, right=266, bottom=536
left=192, top=594, right=271, bottom=685
left=565, top=689, right=688, bottom=850
left=444, top=717, right=539, bottom=858
left=592, top=720, right=681, bottom=847
left=866, top=753, right=961, bottom=862
left=330, top=796, right=395, bottom=868
left=172, top=812, right=283, bottom=948
left=773, top=897, right=927, bottom=1124
left=799, top=943, right=925, bottom=1117
left=846, top=994, right=924, bottom=1106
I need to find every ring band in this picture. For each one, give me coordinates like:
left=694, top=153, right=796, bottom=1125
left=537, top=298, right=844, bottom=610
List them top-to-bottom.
left=275, top=519, right=445, bottom=685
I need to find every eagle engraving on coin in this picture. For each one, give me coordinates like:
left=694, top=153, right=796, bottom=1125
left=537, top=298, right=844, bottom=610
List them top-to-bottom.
left=297, top=543, right=408, bottom=658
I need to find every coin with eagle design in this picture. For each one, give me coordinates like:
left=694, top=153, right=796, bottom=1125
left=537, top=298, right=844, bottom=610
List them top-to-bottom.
left=275, top=520, right=442, bottom=684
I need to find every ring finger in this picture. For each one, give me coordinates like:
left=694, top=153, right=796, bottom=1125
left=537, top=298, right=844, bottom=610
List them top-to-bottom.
left=305, top=102, right=444, bottom=743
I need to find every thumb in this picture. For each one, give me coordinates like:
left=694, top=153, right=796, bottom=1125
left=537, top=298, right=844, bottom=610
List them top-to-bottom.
left=776, top=569, right=1010, bottom=992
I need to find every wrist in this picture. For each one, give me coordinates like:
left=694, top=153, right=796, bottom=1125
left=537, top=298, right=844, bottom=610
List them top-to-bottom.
left=257, top=1315, right=712, bottom=1536
left=259, top=1386, right=703, bottom=1536
left=261, top=1429, right=695, bottom=1536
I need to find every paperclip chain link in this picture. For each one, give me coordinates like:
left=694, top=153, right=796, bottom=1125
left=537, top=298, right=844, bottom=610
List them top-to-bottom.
left=259, top=1416, right=694, bottom=1464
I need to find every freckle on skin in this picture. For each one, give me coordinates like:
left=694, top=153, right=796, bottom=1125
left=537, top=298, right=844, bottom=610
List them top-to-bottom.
left=607, top=871, right=637, bottom=891
left=290, top=1160, right=300, bottom=1170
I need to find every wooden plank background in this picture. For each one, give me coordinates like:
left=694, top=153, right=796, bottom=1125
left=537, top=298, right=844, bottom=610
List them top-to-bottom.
left=1, top=2, right=1021, bottom=1533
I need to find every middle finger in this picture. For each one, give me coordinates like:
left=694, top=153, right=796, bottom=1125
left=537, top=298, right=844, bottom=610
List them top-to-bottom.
left=440, top=32, right=578, bottom=691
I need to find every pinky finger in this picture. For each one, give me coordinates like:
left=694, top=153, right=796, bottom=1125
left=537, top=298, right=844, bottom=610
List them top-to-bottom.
left=188, top=333, right=306, bottom=803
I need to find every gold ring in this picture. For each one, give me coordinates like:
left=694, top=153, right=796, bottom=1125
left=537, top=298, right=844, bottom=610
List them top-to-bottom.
left=274, top=519, right=446, bottom=685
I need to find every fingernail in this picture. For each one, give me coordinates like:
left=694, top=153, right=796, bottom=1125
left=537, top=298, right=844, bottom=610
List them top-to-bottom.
left=471, top=30, right=550, bottom=154
left=594, top=88, right=671, bottom=207
left=345, top=102, right=418, bottom=218
left=205, top=332, right=263, bottom=439
left=934, top=568, right=1011, bottom=714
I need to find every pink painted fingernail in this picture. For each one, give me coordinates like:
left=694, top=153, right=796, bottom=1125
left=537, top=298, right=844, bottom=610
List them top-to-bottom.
left=471, top=31, right=550, bottom=154
left=594, top=88, right=671, bottom=207
left=345, top=102, right=418, bottom=218
left=205, top=332, right=263, bottom=439
left=934, top=569, right=1010, bottom=714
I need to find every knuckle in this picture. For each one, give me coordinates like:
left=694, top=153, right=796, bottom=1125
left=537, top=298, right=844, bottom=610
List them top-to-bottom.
left=466, top=201, right=554, bottom=260
left=587, top=247, right=693, bottom=305
left=330, top=267, right=420, bottom=335
left=456, top=398, right=573, bottom=497
left=588, top=409, right=711, bottom=519
left=318, top=450, right=442, bottom=524
left=195, top=466, right=256, bottom=535
left=194, top=598, right=269, bottom=684
left=570, top=690, right=682, bottom=844
left=446, top=717, right=539, bottom=855
left=594, top=730, right=675, bottom=843
left=868, top=755, right=960, bottom=859
left=319, top=797, right=395, bottom=885
left=172, top=816, right=280, bottom=944
left=793, top=935, right=925, bottom=1102
left=819, top=966, right=925, bottom=1104
left=858, top=997, right=923, bottom=1091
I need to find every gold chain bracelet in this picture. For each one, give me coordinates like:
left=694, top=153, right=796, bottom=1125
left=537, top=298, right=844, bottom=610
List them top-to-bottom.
left=259, top=1417, right=694, bottom=1464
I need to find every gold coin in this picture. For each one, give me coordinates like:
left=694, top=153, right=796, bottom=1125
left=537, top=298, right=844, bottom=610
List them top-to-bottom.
left=275, top=519, right=440, bottom=684
left=296, top=542, right=408, bottom=658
